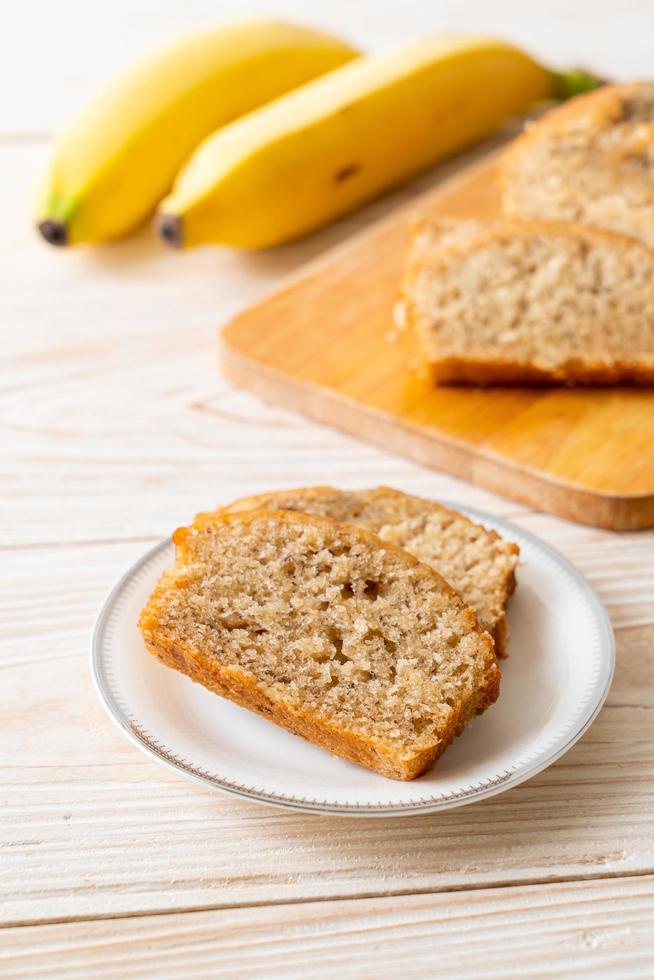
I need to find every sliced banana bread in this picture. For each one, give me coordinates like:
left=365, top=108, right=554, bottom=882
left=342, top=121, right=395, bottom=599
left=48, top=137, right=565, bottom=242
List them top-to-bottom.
left=501, top=82, right=654, bottom=246
left=402, top=217, right=654, bottom=385
left=219, top=486, right=518, bottom=657
left=139, top=509, right=499, bottom=780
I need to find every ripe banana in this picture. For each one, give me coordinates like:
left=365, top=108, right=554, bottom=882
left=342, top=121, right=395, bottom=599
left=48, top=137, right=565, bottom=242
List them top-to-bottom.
left=35, top=20, right=358, bottom=246
left=157, top=37, right=557, bottom=249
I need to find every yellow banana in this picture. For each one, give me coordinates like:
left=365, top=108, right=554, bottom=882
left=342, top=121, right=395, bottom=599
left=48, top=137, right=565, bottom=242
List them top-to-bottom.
left=35, top=20, right=358, bottom=246
left=157, top=37, right=556, bottom=249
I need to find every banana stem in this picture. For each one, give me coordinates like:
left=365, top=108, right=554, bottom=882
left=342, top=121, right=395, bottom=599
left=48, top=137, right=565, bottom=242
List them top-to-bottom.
left=551, top=67, right=606, bottom=101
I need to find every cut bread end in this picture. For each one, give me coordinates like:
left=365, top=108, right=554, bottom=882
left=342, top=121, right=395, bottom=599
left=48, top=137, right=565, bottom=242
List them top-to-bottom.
left=402, top=217, right=654, bottom=386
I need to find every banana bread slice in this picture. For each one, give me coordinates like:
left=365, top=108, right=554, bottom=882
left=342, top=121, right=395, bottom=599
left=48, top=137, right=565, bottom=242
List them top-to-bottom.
left=501, top=82, right=654, bottom=247
left=401, top=217, right=654, bottom=385
left=219, top=486, right=518, bottom=657
left=139, top=509, right=499, bottom=780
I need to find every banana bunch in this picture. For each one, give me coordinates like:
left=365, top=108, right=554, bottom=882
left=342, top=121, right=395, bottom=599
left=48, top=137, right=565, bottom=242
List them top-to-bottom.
left=36, top=20, right=358, bottom=245
left=36, top=24, right=596, bottom=249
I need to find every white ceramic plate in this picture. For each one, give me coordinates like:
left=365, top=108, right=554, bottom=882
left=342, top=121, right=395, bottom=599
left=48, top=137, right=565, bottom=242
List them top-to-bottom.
left=92, top=504, right=614, bottom=816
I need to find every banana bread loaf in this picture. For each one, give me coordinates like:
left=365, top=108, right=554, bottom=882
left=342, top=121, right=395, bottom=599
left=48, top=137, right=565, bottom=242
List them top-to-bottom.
left=501, top=82, right=654, bottom=247
left=401, top=217, right=654, bottom=385
left=139, top=509, right=499, bottom=780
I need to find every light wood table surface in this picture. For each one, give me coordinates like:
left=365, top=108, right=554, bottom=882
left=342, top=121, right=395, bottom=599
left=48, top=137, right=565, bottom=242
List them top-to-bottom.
left=2, top=2, right=653, bottom=976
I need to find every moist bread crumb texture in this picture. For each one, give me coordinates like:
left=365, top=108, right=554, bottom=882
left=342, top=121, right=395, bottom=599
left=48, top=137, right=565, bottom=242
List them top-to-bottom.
left=501, top=82, right=654, bottom=247
left=402, top=218, right=654, bottom=385
left=220, top=485, right=518, bottom=657
left=139, top=509, right=499, bottom=780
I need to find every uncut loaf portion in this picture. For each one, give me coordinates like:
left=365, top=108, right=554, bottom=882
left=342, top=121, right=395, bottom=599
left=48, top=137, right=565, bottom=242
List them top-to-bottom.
left=501, top=82, right=654, bottom=248
left=401, top=217, right=654, bottom=385
left=218, top=486, right=518, bottom=657
left=139, top=509, right=500, bottom=780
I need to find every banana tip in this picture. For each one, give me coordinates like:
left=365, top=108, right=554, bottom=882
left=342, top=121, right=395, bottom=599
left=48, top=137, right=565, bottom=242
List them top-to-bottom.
left=157, top=213, right=183, bottom=249
left=38, top=220, right=67, bottom=247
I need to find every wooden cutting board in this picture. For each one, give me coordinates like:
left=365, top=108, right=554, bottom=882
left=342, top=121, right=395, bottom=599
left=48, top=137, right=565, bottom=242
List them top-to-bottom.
left=221, top=151, right=654, bottom=531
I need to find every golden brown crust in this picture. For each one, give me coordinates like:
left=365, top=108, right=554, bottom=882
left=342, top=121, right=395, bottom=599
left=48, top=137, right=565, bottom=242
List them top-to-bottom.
left=428, top=356, right=654, bottom=387
left=220, top=484, right=476, bottom=532
left=220, top=485, right=337, bottom=515
left=139, top=508, right=500, bottom=781
left=487, top=561, right=517, bottom=659
left=143, top=634, right=498, bottom=780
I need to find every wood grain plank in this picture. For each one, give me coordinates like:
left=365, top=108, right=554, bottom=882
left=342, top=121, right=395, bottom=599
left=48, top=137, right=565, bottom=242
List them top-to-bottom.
left=3, top=3, right=654, bottom=952
left=1, top=529, right=652, bottom=924
left=3, top=699, right=652, bottom=927
left=1, top=876, right=653, bottom=978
